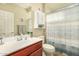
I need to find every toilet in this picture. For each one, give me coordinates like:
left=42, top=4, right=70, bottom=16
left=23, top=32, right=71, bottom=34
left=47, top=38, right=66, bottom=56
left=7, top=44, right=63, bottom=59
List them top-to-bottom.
left=38, top=36, right=55, bottom=56
left=43, top=44, right=55, bottom=56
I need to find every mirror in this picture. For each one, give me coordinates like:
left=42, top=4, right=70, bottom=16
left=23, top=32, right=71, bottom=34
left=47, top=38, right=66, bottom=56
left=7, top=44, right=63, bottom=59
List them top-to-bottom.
left=0, top=9, right=14, bottom=37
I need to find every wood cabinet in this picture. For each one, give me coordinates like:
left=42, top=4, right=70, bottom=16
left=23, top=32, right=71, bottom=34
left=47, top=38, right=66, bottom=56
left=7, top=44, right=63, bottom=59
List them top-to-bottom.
left=7, top=41, right=42, bottom=56
left=30, top=48, right=42, bottom=56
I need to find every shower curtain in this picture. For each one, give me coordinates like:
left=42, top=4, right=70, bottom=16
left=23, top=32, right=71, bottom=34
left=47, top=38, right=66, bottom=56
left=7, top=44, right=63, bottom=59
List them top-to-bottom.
left=46, top=4, right=79, bottom=56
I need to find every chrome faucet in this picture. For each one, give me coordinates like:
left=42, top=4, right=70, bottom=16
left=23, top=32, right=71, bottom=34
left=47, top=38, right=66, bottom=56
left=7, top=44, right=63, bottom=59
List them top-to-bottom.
left=0, top=33, right=5, bottom=45
left=17, top=34, right=23, bottom=41
left=0, top=36, right=4, bottom=45
left=16, top=36, right=22, bottom=41
left=19, top=36, right=22, bottom=41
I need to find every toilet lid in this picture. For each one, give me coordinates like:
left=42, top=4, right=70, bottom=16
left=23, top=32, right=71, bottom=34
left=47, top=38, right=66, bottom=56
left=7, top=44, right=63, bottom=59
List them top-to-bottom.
left=43, top=44, right=55, bottom=49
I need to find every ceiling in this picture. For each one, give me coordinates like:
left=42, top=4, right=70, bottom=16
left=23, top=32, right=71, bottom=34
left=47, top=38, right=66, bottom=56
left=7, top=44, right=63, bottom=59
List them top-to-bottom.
left=16, top=3, right=72, bottom=13
left=16, top=3, right=42, bottom=10
left=45, top=3, right=72, bottom=13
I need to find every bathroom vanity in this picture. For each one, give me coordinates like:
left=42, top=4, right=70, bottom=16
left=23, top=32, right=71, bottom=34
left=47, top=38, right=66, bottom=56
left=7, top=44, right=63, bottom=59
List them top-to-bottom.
left=0, top=36, right=42, bottom=56
left=7, top=41, right=42, bottom=56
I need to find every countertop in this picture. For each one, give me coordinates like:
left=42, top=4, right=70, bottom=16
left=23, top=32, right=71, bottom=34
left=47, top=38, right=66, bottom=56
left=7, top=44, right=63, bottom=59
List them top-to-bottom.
left=0, top=35, right=42, bottom=56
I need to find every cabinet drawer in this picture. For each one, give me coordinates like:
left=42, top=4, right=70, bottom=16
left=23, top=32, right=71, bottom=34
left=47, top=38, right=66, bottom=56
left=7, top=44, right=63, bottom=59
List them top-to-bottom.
left=8, top=41, right=42, bottom=56
left=30, top=48, right=42, bottom=56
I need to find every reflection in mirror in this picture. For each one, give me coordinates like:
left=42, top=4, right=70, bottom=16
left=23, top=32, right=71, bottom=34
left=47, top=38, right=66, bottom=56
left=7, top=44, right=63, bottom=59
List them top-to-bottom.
left=0, top=10, right=14, bottom=37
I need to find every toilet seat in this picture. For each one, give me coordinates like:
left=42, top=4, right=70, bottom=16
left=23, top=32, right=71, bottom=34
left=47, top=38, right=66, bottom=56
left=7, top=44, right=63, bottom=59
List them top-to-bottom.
left=43, top=44, right=55, bottom=53
left=43, top=44, right=55, bottom=49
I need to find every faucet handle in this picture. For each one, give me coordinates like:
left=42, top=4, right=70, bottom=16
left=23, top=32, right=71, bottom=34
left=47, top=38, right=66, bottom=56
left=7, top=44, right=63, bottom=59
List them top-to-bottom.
left=0, top=35, right=4, bottom=45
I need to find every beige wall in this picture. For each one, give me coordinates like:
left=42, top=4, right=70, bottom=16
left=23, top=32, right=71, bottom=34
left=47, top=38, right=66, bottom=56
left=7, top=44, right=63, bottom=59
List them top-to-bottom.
left=0, top=3, right=29, bottom=35
left=33, top=28, right=45, bottom=37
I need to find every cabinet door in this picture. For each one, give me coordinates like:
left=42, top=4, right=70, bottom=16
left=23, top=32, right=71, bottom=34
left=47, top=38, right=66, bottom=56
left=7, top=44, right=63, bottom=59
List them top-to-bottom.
left=8, top=41, right=42, bottom=56
left=30, top=48, right=42, bottom=56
